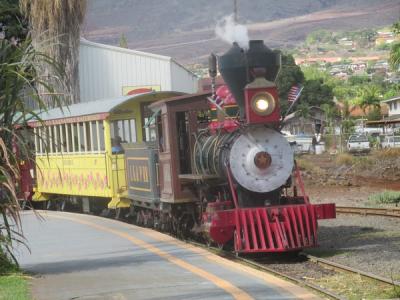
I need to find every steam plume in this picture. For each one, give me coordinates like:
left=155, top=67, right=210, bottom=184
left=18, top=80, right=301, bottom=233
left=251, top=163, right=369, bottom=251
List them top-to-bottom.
left=215, top=14, right=249, bottom=50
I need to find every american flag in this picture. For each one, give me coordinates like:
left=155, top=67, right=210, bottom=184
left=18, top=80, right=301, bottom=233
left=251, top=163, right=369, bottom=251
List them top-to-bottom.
left=288, top=84, right=303, bottom=103
left=214, top=94, right=224, bottom=107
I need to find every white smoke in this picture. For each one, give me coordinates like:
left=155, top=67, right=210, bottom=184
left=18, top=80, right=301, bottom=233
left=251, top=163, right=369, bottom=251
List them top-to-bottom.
left=215, top=14, right=249, bottom=50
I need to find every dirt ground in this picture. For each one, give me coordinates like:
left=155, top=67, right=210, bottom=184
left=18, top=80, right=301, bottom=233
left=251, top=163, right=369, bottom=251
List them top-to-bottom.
left=299, top=151, right=400, bottom=207
left=299, top=152, right=400, bottom=283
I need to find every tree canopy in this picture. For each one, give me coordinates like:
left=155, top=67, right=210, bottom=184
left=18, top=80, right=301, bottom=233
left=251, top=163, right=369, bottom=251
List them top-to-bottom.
left=0, top=0, right=28, bottom=42
left=276, top=53, right=304, bottom=114
left=276, top=54, right=334, bottom=115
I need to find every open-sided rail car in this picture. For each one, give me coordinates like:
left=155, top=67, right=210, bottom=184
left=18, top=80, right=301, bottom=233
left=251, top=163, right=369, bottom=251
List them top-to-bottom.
left=29, top=91, right=182, bottom=211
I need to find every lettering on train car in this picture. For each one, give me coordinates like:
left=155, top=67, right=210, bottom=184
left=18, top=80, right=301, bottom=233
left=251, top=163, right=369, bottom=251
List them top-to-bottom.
left=127, top=157, right=151, bottom=192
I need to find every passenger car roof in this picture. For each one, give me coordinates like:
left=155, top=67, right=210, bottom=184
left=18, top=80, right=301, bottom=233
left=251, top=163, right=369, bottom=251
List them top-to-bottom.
left=28, top=91, right=184, bottom=125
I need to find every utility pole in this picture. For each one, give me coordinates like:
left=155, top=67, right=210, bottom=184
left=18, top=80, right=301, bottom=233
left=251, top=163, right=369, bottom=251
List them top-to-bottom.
left=233, top=0, right=238, bottom=23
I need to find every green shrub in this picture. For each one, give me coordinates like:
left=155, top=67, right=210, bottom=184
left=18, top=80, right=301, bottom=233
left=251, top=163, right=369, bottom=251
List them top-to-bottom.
left=368, top=190, right=400, bottom=205
left=0, top=248, right=18, bottom=275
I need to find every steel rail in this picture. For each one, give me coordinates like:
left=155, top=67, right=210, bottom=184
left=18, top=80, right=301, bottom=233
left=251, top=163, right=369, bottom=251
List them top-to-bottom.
left=336, top=206, right=400, bottom=218
left=187, top=241, right=344, bottom=300
left=189, top=241, right=400, bottom=299
left=302, top=254, right=400, bottom=287
left=234, top=255, right=345, bottom=300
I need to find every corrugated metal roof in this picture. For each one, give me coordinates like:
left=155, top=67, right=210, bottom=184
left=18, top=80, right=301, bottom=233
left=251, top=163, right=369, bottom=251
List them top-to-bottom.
left=80, top=38, right=197, bottom=76
left=79, top=39, right=197, bottom=103
left=33, top=91, right=183, bottom=122
left=382, top=95, right=400, bottom=103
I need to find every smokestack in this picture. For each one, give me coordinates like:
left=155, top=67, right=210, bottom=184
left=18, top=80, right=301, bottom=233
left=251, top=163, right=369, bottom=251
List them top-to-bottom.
left=218, top=40, right=281, bottom=116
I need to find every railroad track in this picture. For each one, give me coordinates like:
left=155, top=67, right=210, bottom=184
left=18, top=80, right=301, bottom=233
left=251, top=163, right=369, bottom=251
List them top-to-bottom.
left=336, top=206, right=400, bottom=218
left=188, top=240, right=400, bottom=300
left=230, top=251, right=399, bottom=300
left=230, top=253, right=345, bottom=300
left=303, top=254, right=400, bottom=286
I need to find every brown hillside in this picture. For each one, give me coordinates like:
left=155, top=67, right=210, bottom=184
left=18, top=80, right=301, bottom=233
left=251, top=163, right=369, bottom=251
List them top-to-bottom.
left=83, top=0, right=400, bottom=63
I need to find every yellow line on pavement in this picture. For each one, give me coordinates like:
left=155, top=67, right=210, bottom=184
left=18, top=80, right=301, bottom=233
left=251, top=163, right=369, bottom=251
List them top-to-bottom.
left=48, top=213, right=253, bottom=300
left=71, top=213, right=318, bottom=300
left=127, top=227, right=320, bottom=300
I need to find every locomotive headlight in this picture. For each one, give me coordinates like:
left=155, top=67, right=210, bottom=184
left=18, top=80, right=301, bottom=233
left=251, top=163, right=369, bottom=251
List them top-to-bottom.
left=251, top=92, right=276, bottom=116
left=255, top=99, right=269, bottom=111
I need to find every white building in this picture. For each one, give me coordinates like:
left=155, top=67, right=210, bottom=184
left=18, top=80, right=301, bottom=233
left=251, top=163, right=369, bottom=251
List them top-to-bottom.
left=79, top=38, right=198, bottom=102
left=367, top=96, right=400, bottom=132
left=382, top=96, right=400, bottom=116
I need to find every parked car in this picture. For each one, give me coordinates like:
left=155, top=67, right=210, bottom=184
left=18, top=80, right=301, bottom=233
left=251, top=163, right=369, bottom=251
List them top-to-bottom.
left=347, top=134, right=371, bottom=154
left=381, top=135, right=400, bottom=148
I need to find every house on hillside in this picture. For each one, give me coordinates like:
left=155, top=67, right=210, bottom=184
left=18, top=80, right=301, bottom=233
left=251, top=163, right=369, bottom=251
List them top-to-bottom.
left=375, top=31, right=396, bottom=46
left=338, top=38, right=354, bottom=48
left=366, top=96, right=400, bottom=132
left=282, top=106, right=333, bottom=135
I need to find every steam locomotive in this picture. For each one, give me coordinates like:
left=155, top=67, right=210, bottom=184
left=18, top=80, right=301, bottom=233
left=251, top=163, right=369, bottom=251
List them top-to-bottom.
left=27, top=39, right=335, bottom=255
left=123, top=40, right=336, bottom=254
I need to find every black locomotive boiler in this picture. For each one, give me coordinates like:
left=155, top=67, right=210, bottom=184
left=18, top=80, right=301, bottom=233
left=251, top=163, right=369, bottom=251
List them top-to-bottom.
left=123, top=40, right=336, bottom=254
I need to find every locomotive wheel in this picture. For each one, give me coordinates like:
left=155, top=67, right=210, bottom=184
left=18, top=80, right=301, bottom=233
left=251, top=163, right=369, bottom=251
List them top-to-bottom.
left=57, top=199, right=66, bottom=211
left=20, top=200, right=27, bottom=210
left=46, top=200, right=52, bottom=210
left=115, top=208, right=121, bottom=220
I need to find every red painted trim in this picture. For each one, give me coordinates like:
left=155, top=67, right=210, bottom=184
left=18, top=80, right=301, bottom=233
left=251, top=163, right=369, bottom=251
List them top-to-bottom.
left=29, top=113, right=110, bottom=127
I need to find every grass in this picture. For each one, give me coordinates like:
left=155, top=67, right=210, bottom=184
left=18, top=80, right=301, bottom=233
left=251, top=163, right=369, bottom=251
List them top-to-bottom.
left=375, top=148, right=400, bottom=159
left=335, top=153, right=354, bottom=165
left=296, top=158, right=325, bottom=176
left=368, top=190, right=400, bottom=205
left=0, top=251, right=29, bottom=300
left=311, top=272, right=400, bottom=299
left=0, top=274, right=29, bottom=300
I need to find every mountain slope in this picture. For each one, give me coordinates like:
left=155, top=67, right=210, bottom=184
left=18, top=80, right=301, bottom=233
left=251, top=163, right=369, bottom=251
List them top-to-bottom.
left=82, top=0, right=400, bottom=63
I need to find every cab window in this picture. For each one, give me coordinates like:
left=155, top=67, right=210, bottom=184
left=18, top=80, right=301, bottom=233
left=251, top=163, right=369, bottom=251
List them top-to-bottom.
left=110, top=119, right=136, bottom=143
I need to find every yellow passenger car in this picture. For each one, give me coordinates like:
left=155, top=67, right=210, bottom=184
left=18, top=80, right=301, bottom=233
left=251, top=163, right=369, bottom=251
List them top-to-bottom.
left=30, top=91, right=181, bottom=212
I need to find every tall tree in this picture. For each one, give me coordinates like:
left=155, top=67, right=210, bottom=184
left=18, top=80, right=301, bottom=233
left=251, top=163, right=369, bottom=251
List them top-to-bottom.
left=21, top=0, right=87, bottom=106
left=389, top=20, right=400, bottom=71
left=390, top=43, right=400, bottom=71
left=276, top=53, right=304, bottom=115
left=300, top=79, right=334, bottom=108
left=357, top=85, right=382, bottom=117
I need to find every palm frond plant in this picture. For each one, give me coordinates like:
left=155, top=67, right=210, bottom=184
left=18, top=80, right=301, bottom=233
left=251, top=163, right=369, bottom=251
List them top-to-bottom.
left=389, top=20, right=400, bottom=71
left=0, top=36, right=64, bottom=265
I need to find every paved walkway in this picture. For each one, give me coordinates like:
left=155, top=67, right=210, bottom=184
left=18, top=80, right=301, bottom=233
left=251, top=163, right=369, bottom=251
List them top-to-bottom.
left=14, top=211, right=320, bottom=300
